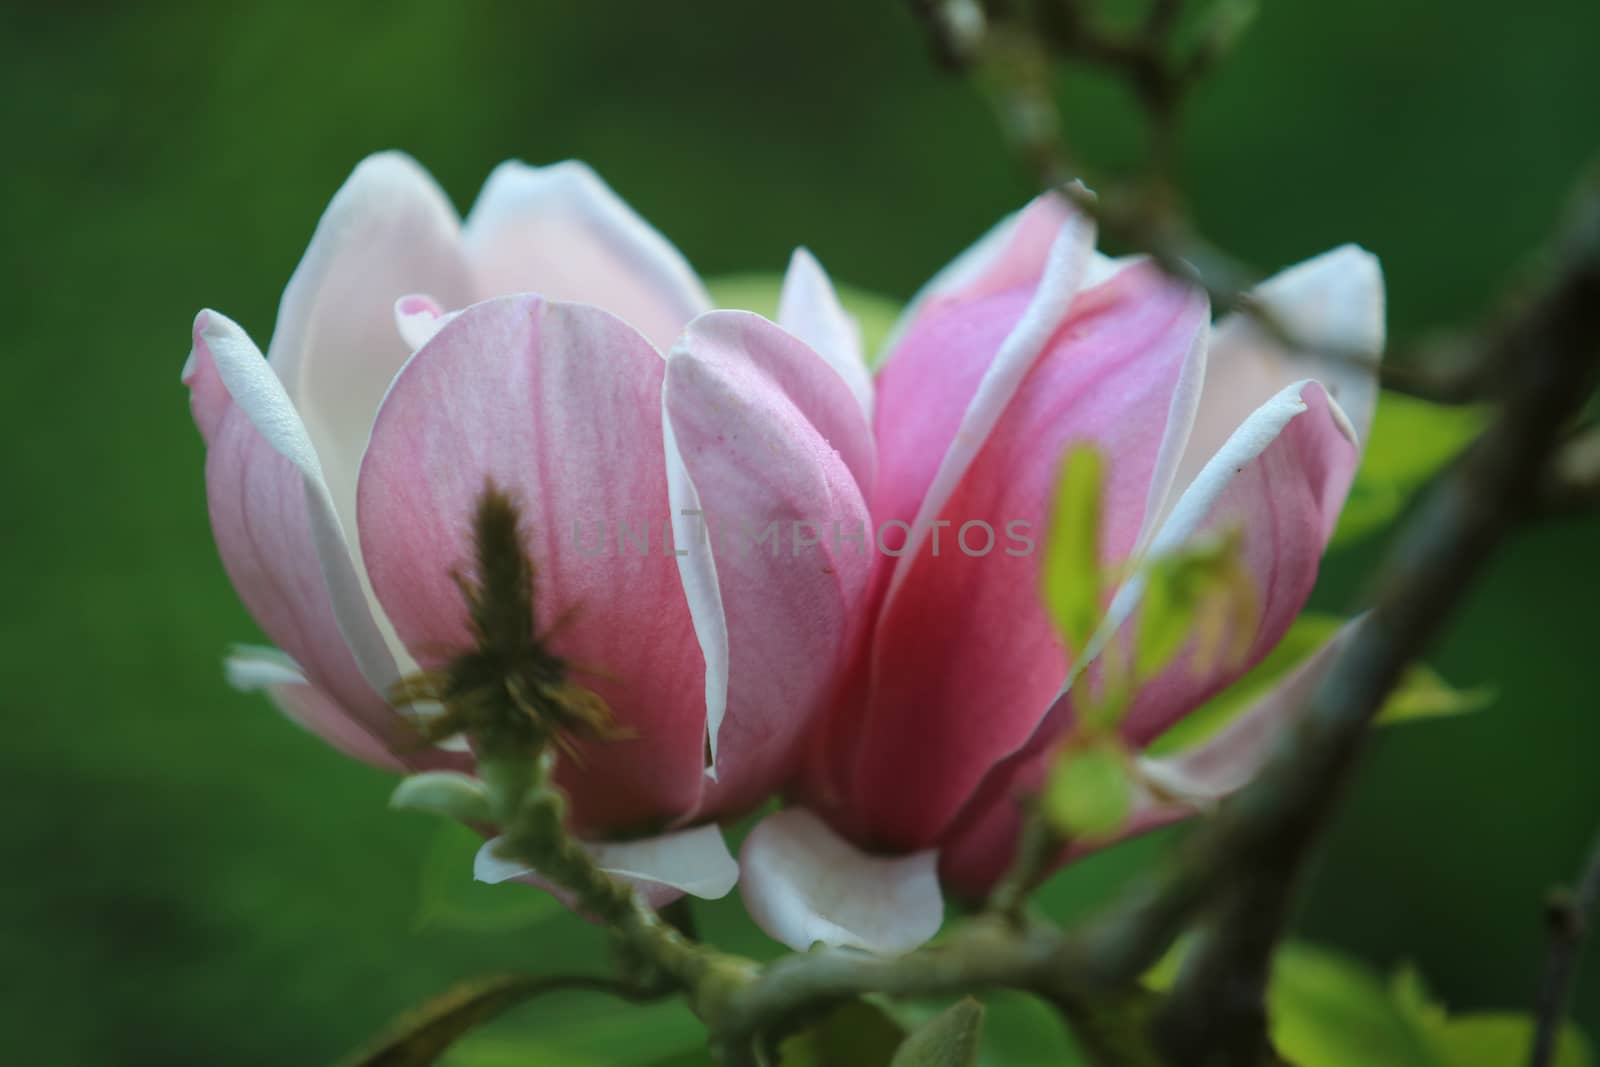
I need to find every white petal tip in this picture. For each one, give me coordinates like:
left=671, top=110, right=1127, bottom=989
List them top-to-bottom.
left=346, top=150, right=436, bottom=194
left=393, top=293, right=454, bottom=350
left=223, top=646, right=305, bottom=691
left=473, top=836, right=533, bottom=884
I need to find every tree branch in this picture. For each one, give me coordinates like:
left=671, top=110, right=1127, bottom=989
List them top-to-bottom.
left=908, top=0, right=1501, bottom=407
left=1155, top=179, right=1600, bottom=1064
left=1530, top=828, right=1600, bottom=1067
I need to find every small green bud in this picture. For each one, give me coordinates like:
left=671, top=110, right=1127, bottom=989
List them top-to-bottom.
left=1043, top=444, right=1109, bottom=657
left=1132, top=526, right=1257, bottom=683
left=1044, top=736, right=1135, bottom=839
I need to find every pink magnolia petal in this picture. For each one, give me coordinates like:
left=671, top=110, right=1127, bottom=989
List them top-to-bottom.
left=267, top=152, right=476, bottom=541
left=463, top=160, right=710, bottom=352
left=882, top=193, right=1074, bottom=358
left=871, top=204, right=1097, bottom=576
left=806, top=218, right=1095, bottom=812
left=1165, top=245, right=1384, bottom=522
left=778, top=247, right=873, bottom=420
left=845, top=264, right=1209, bottom=850
left=356, top=295, right=705, bottom=833
left=665, top=311, right=874, bottom=815
left=186, top=312, right=413, bottom=753
left=1116, top=381, right=1361, bottom=745
left=943, top=615, right=1367, bottom=896
left=1138, top=615, right=1364, bottom=804
left=740, top=808, right=944, bottom=955
left=475, top=824, right=739, bottom=905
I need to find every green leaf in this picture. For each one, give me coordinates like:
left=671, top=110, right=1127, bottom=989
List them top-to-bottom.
left=702, top=274, right=905, bottom=367
left=1331, top=391, right=1488, bottom=548
left=1043, top=445, right=1107, bottom=658
left=1145, top=614, right=1488, bottom=756
left=1375, top=665, right=1494, bottom=725
left=1044, top=737, right=1133, bottom=839
left=391, top=771, right=494, bottom=824
left=415, top=822, right=560, bottom=933
left=1150, top=941, right=1594, bottom=1067
left=1267, top=943, right=1441, bottom=1067
left=1386, top=963, right=1448, bottom=1032
left=1382, top=968, right=1593, bottom=1067
left=339, top=974, right=579, bottom=1067
left=1057, top=990, right=1165, bottom=1067
left=889, top=998, right=984, bottom=1067
left=443, top=999, right=706, bottom=1066
left=777, top=999, right=906, bottom=1066
left=1424, top=1013, right=1592, bottom=1067
left=631, top=1050, right=714, bottom=1067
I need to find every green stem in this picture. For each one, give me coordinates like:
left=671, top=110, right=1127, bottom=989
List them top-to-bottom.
left=486, top=749, right=757, bottom=1027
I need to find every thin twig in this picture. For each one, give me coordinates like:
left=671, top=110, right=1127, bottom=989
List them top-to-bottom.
left=911, top=0, right=1496, bottom=406
left=1538, top=426, right=1600, bottom=514
left=492, top=750, right=756, bottom=1024
left=986, top=802, right=1064, bottom=920
left=1530, top=829, right=1600, bottom=1067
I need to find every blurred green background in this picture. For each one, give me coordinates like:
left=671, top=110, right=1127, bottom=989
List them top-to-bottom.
left=4, top=1, right=1598, bottom=1063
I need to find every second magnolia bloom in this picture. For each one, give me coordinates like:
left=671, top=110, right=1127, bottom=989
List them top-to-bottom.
left=739, top=195, right=1384, bottom=954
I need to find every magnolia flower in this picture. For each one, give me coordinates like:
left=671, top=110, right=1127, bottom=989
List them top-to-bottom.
left=184, top=153, right=878, bottom=904
left=740, top=195, right=1384, bottom=954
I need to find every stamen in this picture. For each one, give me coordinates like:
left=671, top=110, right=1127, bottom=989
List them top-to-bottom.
left=389, top=481, right=631, bottom=758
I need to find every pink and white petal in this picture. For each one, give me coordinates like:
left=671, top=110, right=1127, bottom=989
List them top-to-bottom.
left=267, top=152, right=476, bottom=532
left=463, top=160, right=710, bottom=352
left=880, top=193, right=1075, bottom=359
left=872, top=205, right=1096, bottom=573
left=1164, top=246, right=1383, bottom=522
left=778, top=247, right=872, bottom=420
left=847, top=264, right=1209, bottom=850
left=869, top=288, right=1029, bottom=536
left=393, top=294, right=458, bottom=352
left=357, top=295, right=706, bottom=832
left=665, top=311, right=875, bottom=815
left=188, top=312, right=411, bottom=751
left=1115, top=381, right=1361, bottom=745
left=661, top=410, right=729, bottom=782
left=1138, top=615, right=1364, bottom=805
left=225, top=646, right=406, bottom=771
left=740, top=809, right=944, bottom=955
left=475, top=824, right=739, bottom=904
left=586, top=825, right=740, bottom=899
